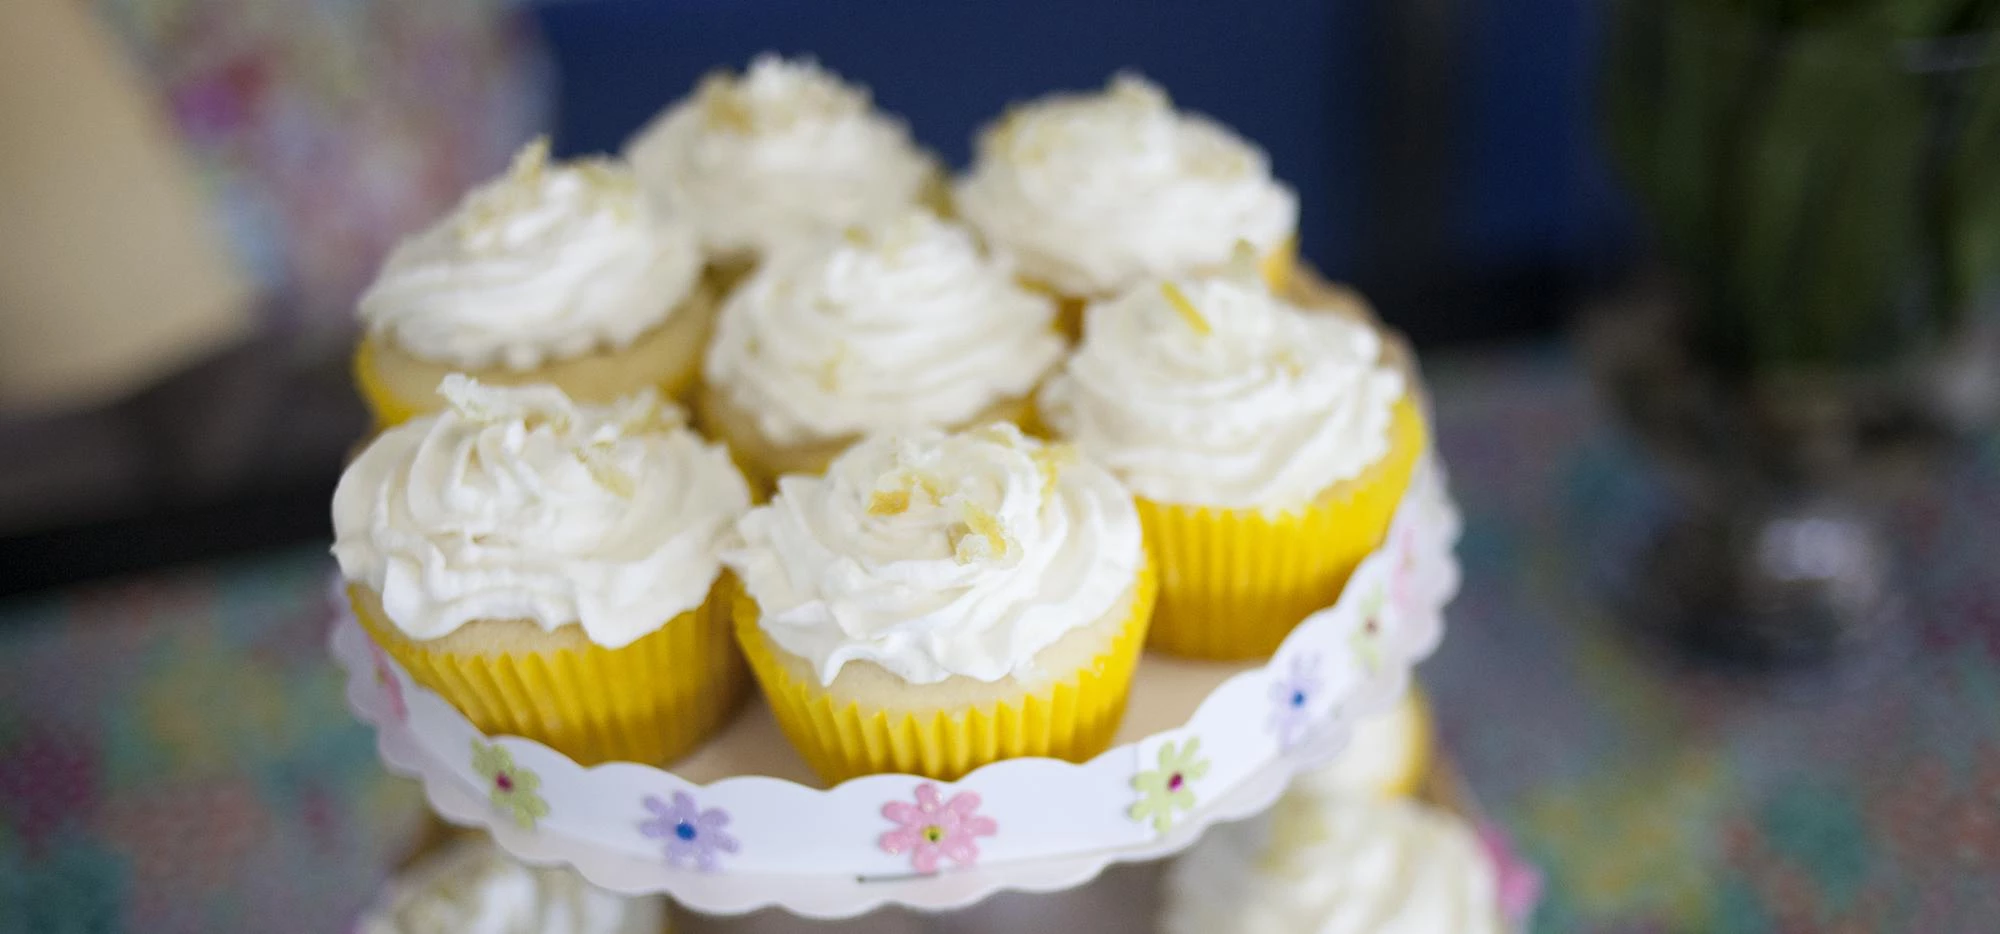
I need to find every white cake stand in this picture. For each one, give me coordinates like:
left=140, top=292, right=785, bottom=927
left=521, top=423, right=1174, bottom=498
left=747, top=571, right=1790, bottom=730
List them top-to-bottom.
left=331, top=459, right=1460, bottom=920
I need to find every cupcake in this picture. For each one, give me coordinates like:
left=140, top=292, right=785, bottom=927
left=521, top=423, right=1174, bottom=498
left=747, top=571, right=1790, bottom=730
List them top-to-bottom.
left=624, top=54, right=941, bottom=284
left=955, top=74, right=1299, bottom=334
left=354, top=139, right=711, bottom=427
left=696, top=209, right=1065, bottom=491
left=1037, top=272, right=1424, bottom=659
left=334, top=376, right=751, bottom=765
left=724, top=423, right=1155, bottom=782
left=1296, top=689, right=1434, bottom=801
left=1160, top=793, right=1504, bottom=934
left=356, top=837, right=663, bottom=934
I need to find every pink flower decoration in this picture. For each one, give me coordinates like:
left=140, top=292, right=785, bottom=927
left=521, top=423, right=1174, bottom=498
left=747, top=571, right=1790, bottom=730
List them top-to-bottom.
left=368, top=643, right=407, bottom=723
left=879, top=783, right=997, bottom=874
left=1476, top=822, right=1544, bottom=926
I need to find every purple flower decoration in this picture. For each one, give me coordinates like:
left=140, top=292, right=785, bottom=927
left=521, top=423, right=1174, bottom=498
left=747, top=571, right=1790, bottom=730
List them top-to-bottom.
left=1267, top=654, right=1323, bottom=749
left=639, top=791, right=739, bottom=871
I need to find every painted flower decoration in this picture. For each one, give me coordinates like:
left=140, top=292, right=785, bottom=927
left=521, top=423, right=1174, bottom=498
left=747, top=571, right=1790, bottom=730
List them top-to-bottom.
left=1349, top=588, right=1389, bottom=674
left=367, top=643, right=407, bottom=724
left=1267, top=654, right=1323, bottom=750
left=1130, top=738, right=1210, bottom=833
left=471, top=740, right=548, bottom=829
left=879, top=783, right=998, bottom=874
left=639, top=791, right=739, bottom=871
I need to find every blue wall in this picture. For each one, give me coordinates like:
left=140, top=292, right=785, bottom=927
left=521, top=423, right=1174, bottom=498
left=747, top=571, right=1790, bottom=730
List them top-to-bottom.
left=535, top=0, right=1372, bottom=276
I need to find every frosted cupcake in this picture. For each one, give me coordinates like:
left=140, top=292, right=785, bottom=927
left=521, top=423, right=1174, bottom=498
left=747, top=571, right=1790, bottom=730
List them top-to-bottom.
left=625, top=54, right=941, bottom=282
left=955, top=74, right=1298, bottom=333
left=353, top=140, right=710, bottom=427
left=696, top=209, right=1065, bottom=491
left=1037, top=272, right=1424, bottom=659
left=334, top=377, right=751, bottom=765
left=724, top=423, right=1155, bottom=782
left=1297, top=689, right=1434, bottom=800
left=1161, top=793, right=1503, bottom=934
left=356, top=837, right=663, bottom=934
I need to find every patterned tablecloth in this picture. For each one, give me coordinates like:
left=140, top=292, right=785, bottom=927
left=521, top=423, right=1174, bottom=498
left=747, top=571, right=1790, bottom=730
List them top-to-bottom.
left=3, top=344, right=1997, bottom=933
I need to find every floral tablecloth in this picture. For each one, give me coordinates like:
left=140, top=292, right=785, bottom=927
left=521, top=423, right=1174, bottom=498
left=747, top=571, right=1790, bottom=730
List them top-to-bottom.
left=3, top=344, right=1997, bottom=933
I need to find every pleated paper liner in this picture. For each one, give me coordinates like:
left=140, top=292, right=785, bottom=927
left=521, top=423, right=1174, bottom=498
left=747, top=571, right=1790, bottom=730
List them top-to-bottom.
left=350, top=282, right=718, bottom=429
left=1140, top=396, right=1429, bottom=660
left=733, top=559, right=1159, bottom=784
left=349, top=582, right=748, bottom=767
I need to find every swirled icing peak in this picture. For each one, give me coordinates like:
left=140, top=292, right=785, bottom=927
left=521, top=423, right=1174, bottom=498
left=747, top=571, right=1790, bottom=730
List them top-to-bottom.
left=624, top=55, right=937, bottom=262
left=955, top=73, right=1297, bottom=297
left=358, top=139, right=703, bottom=371
left=702, top=208, right=1064, bottom=446
left=1038, top=272, right=1404, bottom=510
left=332, top=376, right=749, bottom=648
left=724, top=423, right=1143, bottom=685
left=1162, top=794, right=1502, bottom=934
left=358, top=839, right=658, bottom=934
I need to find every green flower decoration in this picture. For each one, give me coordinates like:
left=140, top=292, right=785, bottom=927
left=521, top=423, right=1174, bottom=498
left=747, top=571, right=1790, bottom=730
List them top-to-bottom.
left=1349, top=588, right=1388, bottom=674
left=1129, top=738, right=1210, bottom=833
left=472, top=740, right=549, bottom=829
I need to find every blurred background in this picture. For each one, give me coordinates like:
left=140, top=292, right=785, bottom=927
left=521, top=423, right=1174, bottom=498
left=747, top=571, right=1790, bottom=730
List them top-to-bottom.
left=3, top=0, right=1997, bottom=931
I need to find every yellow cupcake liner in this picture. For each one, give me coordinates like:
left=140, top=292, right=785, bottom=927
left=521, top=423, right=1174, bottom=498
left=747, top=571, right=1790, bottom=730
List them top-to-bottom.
left=1142, top=397, right=1428, bottom=660
left=732, top=559, right=1158, bottom=784
left=350, top=583, right=748, bottom=767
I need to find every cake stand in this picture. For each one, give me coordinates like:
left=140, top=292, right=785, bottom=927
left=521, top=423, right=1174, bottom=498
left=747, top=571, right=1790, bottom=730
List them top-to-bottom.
left=332, top=446, right=1461, bottom=921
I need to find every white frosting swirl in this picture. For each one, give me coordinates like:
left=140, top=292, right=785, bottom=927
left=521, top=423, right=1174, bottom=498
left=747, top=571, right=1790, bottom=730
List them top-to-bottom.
left=625, top=54, right=937, bottom=263
left=955, top=74, right=1298, bottom=298
left=358, top=139, right=703, bottom=371
left=703, top=209, right=1064, bottom=446
left=1039, top=274, right=1404, bottom=510
left=332, top=377, right=749, bottom=649
left=724, top=424, right=1143, bottom=685
left=1162, top=795, right=1502, bottom=934
left=357, top=839, right=660, bottom=934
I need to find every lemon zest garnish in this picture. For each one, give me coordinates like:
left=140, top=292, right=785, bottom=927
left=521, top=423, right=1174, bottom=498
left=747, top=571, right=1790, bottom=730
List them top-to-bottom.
left=699, top=74, right=753, bottom=131
left=1159, top=282, right=1211, bottom=336
left=579, top=442, right=636, bottom=498
left=1032, top=442, right=1076, bottom=494
left=910, top=471, right=946, bottom=504
left=868, top=489, right=912, bottom=516
left=951, top=502, right=1011, bottom=565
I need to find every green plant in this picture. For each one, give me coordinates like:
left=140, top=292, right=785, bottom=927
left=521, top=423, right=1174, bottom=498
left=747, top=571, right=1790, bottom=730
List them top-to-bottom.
left=1606, top=0, right=2000, bottom=373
